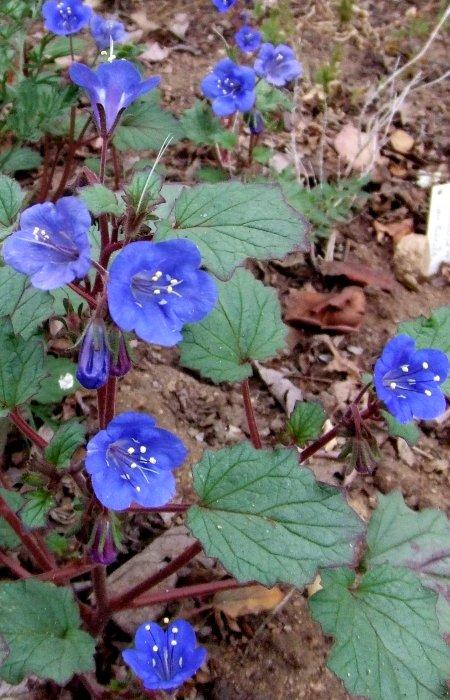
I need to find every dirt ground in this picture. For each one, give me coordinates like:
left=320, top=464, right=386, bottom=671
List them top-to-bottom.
left=2, top=0, right=450, bottom=697
left=103, top=1, right=450, bottom=697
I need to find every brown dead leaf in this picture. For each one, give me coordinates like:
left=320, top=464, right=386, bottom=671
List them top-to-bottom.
left=168, top=12, right=190, bottom=39
left=140, top=42, right=170, bottom=62
left=334, top=123, right=378, bottom=171
left=390, top=129, right=414, bottom=154
left=373, top=218, right=414, bottom=245
left=321, top=259, right=394, bottom=291
left=284, top=287, right=366, bottom=332
left=253, top=362, right=303, bottom=415
left=213, top=585, right=285, bottom=619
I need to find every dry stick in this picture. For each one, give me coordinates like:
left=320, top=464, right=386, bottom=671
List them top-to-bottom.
left=241, top=379, right=262, bottom=449
left=109, top=541, right=202, bottom=613
left=129, top=578, right=253, bottom=610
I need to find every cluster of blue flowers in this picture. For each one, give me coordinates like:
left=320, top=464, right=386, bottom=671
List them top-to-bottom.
left=42, top=0, right=127, bottom=50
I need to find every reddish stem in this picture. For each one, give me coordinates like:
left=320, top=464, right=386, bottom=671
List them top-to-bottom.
left=52, top=106, right=77, bottom=201
left=37, top=134, right=51, bottom=203
left=111, top=143, right=121, bottom=190
left=98, top=240, right=124, bottom=270
left=68, top=282, right=97, bottom=309
left=104, top=377, right=117, bottom=425
left=242, top=379, right=262, bottom=449
left=97, top=384, right=108, bottom=429
left=9, top=409, right=48, bottom=449
left=0, top=495, right=53, bottom=571
left=128, top=503, right=190, bottom=514
left=109, top=541, right=202, bottom=613
left=0, top=550, right=31, bottom=579
left=37, top=561, right=96, bottom=583
left=91, top=564, right=109, bottom=634
left=130, top=579, right=253, bottom=610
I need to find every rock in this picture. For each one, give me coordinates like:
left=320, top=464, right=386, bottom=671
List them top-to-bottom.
left=390, top=129, right=414, bottom=154
left=393, top=233, right=430, bottom=289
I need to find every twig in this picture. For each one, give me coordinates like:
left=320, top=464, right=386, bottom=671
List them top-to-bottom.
left=242, top=379, right=262, bottom=449
left=129, top=579, right=254, bottom=610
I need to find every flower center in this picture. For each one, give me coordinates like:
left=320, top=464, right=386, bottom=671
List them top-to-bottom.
left=56, top=1, right=77, bottom=27
left=217, top=76, right=240, bottom=96
left=30, top=226, right=80, bottom=261
left=131, top=269, right=183, bottom=308
left=382, top=361, right=441, bottom=399
left=106, top=439, right=158, bottom=494
left=146, top=625, right=183, bottom=681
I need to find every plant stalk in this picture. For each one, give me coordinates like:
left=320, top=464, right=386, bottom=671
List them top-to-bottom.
left=242, top=379, right=262, bottom=449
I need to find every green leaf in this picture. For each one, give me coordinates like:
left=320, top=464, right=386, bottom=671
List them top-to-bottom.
left=42, top=36, right=88, bottom=60
left=256, top=81, right=292, bottom=114
left=113, top=91, right=183, bottom=152
left=180, top=101, right=237, bottom=150
left=0, top=147, right=42, bottom=174
left=196, top=166, right=229, bottom=183
left=125, top=170, right=163, bottom=215
left=0, top=173, right=23, bottom=238
left=155, top=182, right=307, bottom=279
left=79, top=184, right=125, bottom=217
left=0, top=267, right=55, bottom=339
left=180, top=268, right=286, bottom=383
left=399, top=307, right=450, bottom=395
left=0, top=328, right=46, bottom=410
left=33, top=357, right=79, bottom=404
left=287, top=401, right=326, bottom=446
left=381, top=409, right=420, bottom=445
left=45, top=421, right=85, bottom=469
left=187, top=443, right=364, bottom=586
left=0, top=488, right=24, bottom=548
left=19, top=490, right=54, bottom=529
left=364, top=491, right=450, bottom=636
left=309, top=565, right=450, bottom=700
left=0, top=579, right=95, bottom=684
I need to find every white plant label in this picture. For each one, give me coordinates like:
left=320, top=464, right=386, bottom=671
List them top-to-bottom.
left=426, top=182, right=450, bottom=275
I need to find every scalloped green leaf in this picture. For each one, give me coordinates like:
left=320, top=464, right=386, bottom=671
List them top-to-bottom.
left=113, top=91, right=183, bottom=152
left=155, top=182, right=307, bottom=278
left=0, top=267, right=55, bottom=339
left=180, top=268, right=286, bottom=383
left=0, top=327, right=46, bottom=410
left=187, top=443, right=364, bottom=587
left=365, top=491, right=450, bottom=636
left=309, top=565, right=450, bottom=700
left=0, top=580, right=95, bottom=684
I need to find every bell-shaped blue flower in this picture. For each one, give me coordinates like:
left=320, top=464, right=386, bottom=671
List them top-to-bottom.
left=42, top=0, right=93, bottom=36
left=212, top=0, right=237, bottom=11
left=90, top=15, right=128, bottom=49
left=235, top=26, right=262, bottom=53
left=254, top=43, right=302, bottom=87
left=201, top=58, right=256, bottom=117
left=69, top=60, right=160, bottom=135
left=3, top=197, right=91, bottom=290
left=107, top=239, right=217, bottom=347
left=76, top=319, right=111, bottom=390
left=374, top=335, right=449, bottom=423
left=85, top=412, right=187, bottom=511
left=123, top=619, right=206, bottom=692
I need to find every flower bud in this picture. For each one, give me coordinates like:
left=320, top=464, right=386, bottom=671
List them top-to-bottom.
left=249, top=110, right=264, bottom=135
left=76, top=319, right=111, bottom=389
left=109, top=333, right=132, bottom=378
left=88, top=514, right=118, bottom=565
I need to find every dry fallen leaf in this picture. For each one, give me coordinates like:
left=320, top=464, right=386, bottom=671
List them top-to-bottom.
left=130, top=11, right=160, bottom=34
left=169, top=12, right=190, bottom=39
left=140, top=42, right=170, bottom=63
left=334, top=123, right=378, bottom=171
left=390, top=129, right=414, bottom=154
left=373, top=218, right=414, bottom=245
left=393, top=233, right=430, bottom=290
left=321, top=259, right=394, bottom=291
left=284, top=286, right=366, bottom=332
left=254, top=362, right=303, bottom=415
left=213, top=585, right=285, bottom=619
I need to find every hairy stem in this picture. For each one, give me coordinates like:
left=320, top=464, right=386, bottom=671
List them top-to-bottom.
left=52, top=105, right=77, bottom=201
left=68, top=282, right=97, bottom=309
left=242, top=379, right=262, bottom=449
left=9, top=409, right=48, bottom=449
left=0, top=494, right=54, bottom=571
left=109, top=541, right=202, bottom=613
left=0, top=550, right=31, bottom=579
left=91, top=564, right=109, bottom=634
left=129, top=578, right=253, bottom=610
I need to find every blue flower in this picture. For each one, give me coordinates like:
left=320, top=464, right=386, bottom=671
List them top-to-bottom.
left=42, top=0, right=93, bottom=36
left=212, top=0, right=237, bottom=12
left=90, top=15, right=127, bottom=49
left=235, top=26, right=262, bottom=53
left=254, top=43, right=302, bottom=86
left=201, top=59, right=256, bottom=117
left=69, top=60, right=160, bottom=135
left=3, top=197, right=91, bottom=290
left=107, top=240, right=217, bottom=347
left=76, top=319, right=111, bottom=390
left=374, top=335, right=449, bottom=423
left=85, top=412, right=187, bottom=511
left=123, top=619, right=206, bottom=692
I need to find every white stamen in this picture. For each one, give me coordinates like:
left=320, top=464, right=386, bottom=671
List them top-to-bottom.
left=170, top=278, right=178, bottom=285
left=167, top=286, right=173, bottom=293
left=153, top=289, right=161, bottom=295
left=422, top=361, right=429, bottom=369
left=401, top=365, right=409, bottom=372
left=434, top=375, right=440, bottom=382
left=389, top=382, right=397, bottom=389
left=424, top=389, right=432, bottom=396
left=140, top=446, right=147, bottom=453
left=127, top=447, right=135, bottom=454
left=130, top=462, right=137, bottom=468
left=135, top=486, right=141, bottom=492
left=163, top=617, right=169, bottom=624
left=145, top=624, right=151, bottom=630
left=172, top=627, right=178, bottom=634
left=171, top=640, right=177, bottom=646
left=152, top=645, right=158, bottom=652
left=152, top=659, right=156, bottom=667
